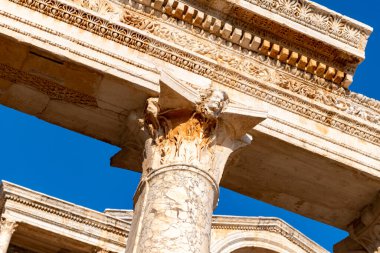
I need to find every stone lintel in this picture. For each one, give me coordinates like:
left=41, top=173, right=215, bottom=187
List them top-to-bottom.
left=344, top=192, right=380, bottom=252
left=334, top=237, right=366, bottom=253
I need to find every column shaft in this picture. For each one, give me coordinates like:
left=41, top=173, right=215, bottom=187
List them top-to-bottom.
left=126, top=165, right=217, bottom=253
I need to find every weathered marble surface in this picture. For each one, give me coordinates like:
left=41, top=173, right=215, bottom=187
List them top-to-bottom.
left=0, top=0, right=379, bottom=250
left=126, top=70, right=266, bottom=253
left=128, top=168, right=215, bottom=253
left=0, top=181, right=328, bottom=253
left=0, top=218, right=17, bottom=253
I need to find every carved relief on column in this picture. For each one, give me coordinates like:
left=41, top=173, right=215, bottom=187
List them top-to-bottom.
left=125, top=70, right=267, bottom=253
left=345, top=193, right=380, bottom=253
left=0, top=217, right=18, bottom=253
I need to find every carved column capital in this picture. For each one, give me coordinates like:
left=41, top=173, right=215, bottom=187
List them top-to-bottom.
left=125, top=69, right=267, bottom=253
left=141, top=69, right=267, bottom=185
left=346, top=193, right=380, bottom=253
left=0, top=217, right=18, bottom=234
left=0, top=217, right=18, bottom=253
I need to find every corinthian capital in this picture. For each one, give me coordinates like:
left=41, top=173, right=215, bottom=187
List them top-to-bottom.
left=141, top=69, right=267, bottom=183
left=0, top=217, right=18, bottom=234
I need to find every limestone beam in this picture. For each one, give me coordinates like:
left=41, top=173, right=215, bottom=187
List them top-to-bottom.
left=125, top=70, right=266, bottom=253
left=337, top=193, right=380, bottom=253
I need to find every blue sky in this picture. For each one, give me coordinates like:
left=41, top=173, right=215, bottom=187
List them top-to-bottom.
left=0, top=1, right=379, bottom=252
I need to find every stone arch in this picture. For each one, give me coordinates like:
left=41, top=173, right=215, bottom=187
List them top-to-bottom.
left=210, top=231, right=303, bottom=253
left=232, top=247, right=277, bottom=253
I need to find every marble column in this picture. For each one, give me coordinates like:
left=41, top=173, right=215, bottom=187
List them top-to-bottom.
left=125, top=71, right=266, bottom=253
left=0, top=218, right=18, bottom=253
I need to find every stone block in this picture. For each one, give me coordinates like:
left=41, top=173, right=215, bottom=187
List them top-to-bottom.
left=140, top=0, right=151, bottom=6
left=153, top=0, right=164, bottom=10
left=164, top=0, right=175, bottom=15
left=173, top=2, right=185, bottom=19
left=183, top=7, right=195, bottom=23
left=193, top=11, right=205, bottom=27
left=202, top=15, right=214, bottom=30
left=210, top=19, right=222, bottom=34
left=221, top=23, right=233, bottom=39
left=230, top=28, right=242, bottom=44
left=240, top=32, right=252, bottom=48
left=249, top=36, right=261, bottom=51
left=0, top=38, right=29, bottom=69
left=259, top=40, right=270, bottom=54
left=269, top=44, right=280, bottom=58
left=278, top=48, right=290, bottom=62
left=21, top=52, right=102, bottom=96
left=287, top=52, right=299, bottom=65
left=297, top=55, right=308, bottom=69
left=306, top=59, right=317, bottom=73
left=315, top=63, right=327, bottom=77
left=324, top=67, right=336, bottom=80
left=333, top=70, right=345, bottom=84
left=342, top=74, right=353, bottom=88
left=96, top=76, right=148, bottom=112
left=0, top=84, right=49, bottom=115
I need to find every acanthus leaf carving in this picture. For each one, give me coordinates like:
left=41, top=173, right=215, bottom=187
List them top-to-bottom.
left=144, top=88, right=230, bottom=171
left=0, top=218, right=18, bottom=234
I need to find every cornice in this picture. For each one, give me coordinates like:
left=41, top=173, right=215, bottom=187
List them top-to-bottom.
left=3, top=0, right=380, bottom=147
left=71, top=0, right=380, bottom=118
left=123, top=0, right=355, bottom=84
left=190, top=0, right=372, bottom=51
left=115, top=4, right=380, bottom=125
left=261, top=116, right=380, bottom=171
left=1, top=181, right=129, bottom=238
left=0, top=182, right=326, bottom=253
left=103, top=210, right=326, bottom=253
left=211, top=216, right=326, bottom=253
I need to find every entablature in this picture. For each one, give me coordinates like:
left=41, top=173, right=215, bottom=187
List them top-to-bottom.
left=3, top=0, right=378, bottom=144
left=115, top=0, right=372, bottom=84
left=0, top=181, right=327, bottom=253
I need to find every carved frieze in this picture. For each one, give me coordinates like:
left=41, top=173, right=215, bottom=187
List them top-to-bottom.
left=4, top=0, right=380, bottom=147
left=245, top=0, right=370, bottom=49
left=117, top=2, right=380, bottom=126
left=0, top=64, right=97, bottom=106
left=4, top=194, right=127, bottom=238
